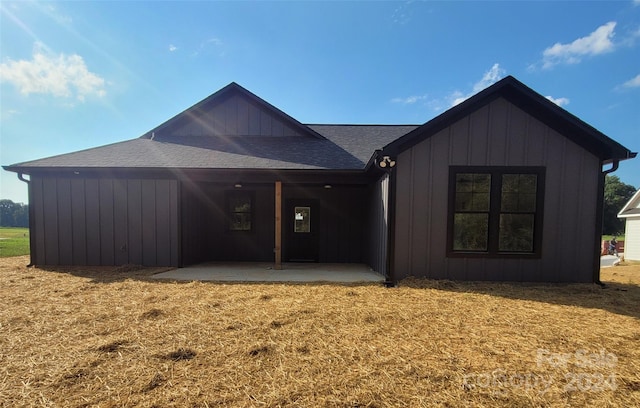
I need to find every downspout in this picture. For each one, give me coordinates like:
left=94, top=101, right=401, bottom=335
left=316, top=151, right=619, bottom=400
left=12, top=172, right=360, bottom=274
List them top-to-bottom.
left=375, top=152, right=398, bottom=287
left=594, top=160, right=620, bottom=285
left=385, top=168, right=397, bottom=287
left=17, top=172, right=35, bottom=267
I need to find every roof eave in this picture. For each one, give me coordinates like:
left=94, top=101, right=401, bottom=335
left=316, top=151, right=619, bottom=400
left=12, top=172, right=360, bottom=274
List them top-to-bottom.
left=380, top=76, right=636, bottom=163
left=618, top=188, right=640, bottom=217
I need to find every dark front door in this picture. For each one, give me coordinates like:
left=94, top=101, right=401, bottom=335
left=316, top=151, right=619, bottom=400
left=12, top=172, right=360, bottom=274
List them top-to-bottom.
left=285, top=199, right=319, bottom=262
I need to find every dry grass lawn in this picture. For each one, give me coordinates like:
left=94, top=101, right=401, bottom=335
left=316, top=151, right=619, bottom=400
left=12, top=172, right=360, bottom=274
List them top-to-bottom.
left=1, top=256, right=639, bottom=407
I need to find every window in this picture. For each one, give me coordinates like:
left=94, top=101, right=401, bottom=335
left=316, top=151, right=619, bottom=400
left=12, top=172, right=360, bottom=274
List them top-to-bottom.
left=448, top=167, right=544, bottom=257
left=227, top=192, right=253, bottom=231
left=294, top=206, right=311, bottom=233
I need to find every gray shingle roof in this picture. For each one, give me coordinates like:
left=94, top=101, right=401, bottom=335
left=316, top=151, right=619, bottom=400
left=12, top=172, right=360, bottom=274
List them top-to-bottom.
left=3, top=81, right=419, bottom=173
left=5, top=125, right=418, bottom=171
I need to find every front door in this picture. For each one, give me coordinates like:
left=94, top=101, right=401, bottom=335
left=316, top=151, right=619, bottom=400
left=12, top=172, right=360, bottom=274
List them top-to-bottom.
left=285, top=199, right=319, bottom=262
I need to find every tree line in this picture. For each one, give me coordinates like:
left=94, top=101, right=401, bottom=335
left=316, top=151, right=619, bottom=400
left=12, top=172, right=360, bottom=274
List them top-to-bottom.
left=603, top=175, right=636, bottom=236
left=0, top=199, right=29, bottom=227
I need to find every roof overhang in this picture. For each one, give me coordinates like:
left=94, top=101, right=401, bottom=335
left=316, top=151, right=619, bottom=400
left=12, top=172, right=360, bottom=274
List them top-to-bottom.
left=380, top=76, right=637, bottom=164
left=2, top=166, right=377, bottom=185
left=618, top=188, right=640, bottom=219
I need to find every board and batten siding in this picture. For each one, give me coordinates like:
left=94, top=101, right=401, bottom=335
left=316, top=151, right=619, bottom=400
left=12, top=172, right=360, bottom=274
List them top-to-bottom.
left=170, top=93, right=306, bottom=138
left=393, top=97, right=600, bottom=282
left=365, top=174, right=390, bottom=276
left=30, top=176, right=179, bottom=267
left=181, top=183, right=276, bottom=264
left=181, top=183, right=369, bottom=265
left=282, top=185, right=368, bottom=263
left=624, top=218, right=640, bottom=261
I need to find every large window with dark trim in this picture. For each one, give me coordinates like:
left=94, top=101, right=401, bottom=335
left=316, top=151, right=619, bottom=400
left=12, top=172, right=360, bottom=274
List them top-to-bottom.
left=448, top=166, right=545, bottom=257
left=227, top=191, right=254, bottom=231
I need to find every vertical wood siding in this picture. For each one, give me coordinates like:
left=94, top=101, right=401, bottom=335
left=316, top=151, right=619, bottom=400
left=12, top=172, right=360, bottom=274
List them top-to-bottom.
left=172, top=94, right=305, bottom=138
left=394, top=97, right=600, bottom=282
left=365, top=174, right=389, bottom=275
left=30, top=177, right=179, bottom=267
left=181, top=183, right=276, bottom=264
left=181, top=183, right=370, bottom=265
left=315, top=186, right=367, bottom=263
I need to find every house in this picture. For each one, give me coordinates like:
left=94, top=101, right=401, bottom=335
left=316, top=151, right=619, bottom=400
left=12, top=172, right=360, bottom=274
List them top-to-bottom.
left=3, top=76, right=636, bottom=283
left=618, top=189, right=640, bottom=261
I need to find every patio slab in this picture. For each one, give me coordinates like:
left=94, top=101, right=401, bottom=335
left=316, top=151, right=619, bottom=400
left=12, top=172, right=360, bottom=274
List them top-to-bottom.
left=601, top=255, right=621, bottom=268
left=152, top=262, right=385, bottom=283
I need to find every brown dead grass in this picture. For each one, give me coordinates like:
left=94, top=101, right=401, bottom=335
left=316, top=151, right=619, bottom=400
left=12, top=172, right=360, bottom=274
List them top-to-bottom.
left=1, top=256, right=638, bottom=407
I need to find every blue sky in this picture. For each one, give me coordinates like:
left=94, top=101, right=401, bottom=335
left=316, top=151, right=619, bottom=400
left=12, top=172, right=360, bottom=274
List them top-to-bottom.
left=1, top=0, right=639, bottom=204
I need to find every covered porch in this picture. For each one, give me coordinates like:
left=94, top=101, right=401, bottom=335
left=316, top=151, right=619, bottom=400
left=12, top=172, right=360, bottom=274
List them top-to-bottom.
left=179, top=170, right=390, bottom=276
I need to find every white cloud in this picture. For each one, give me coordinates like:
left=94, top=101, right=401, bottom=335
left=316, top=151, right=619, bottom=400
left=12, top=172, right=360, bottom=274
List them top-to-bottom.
left=392, top=0, right=416, bottom=25
left=42, top=3, right=73, bottom=26
left=542, top=22, right=616, bottom=69
left=192, top=37, right=224, bottom=57
left=0, top=43, right=106, bottom=101
left=169, top=44, right=178, bottom=52
left=449, top=63, right=507, bottom=107
left=473, top=63, right=506, bottom=93
left=392, top=64, right=506, bottom=112
left=621, top=74, right=640, bottom=88
left=450, top=91, right=467, bottom=107
left=391, top=94, right=427, bottom=104
left=545, top=95, right=570, bottom=107
left=1, top=109, right=21, bottom=121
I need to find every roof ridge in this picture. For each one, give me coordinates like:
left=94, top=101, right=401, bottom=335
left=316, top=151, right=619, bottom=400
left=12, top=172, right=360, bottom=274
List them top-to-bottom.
left=306, top=123, right=421, bottom=127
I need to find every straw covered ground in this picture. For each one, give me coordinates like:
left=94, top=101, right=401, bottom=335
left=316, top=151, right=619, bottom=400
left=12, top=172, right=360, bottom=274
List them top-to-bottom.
left=1, top=256, right=639, bottom=407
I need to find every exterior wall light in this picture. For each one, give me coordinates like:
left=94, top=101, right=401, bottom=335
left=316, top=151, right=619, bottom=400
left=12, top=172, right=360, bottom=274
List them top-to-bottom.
left=377, top=155, right=396, bottom=169
left=234, top=183, right=242, bottom=188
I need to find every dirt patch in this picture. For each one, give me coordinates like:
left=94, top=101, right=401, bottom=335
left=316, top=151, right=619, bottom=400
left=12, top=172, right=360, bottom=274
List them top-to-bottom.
left=163, top=348, right=197, bottom=361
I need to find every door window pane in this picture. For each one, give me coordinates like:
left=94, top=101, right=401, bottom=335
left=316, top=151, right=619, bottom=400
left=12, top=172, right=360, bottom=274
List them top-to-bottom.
left=228, top=194, right=252, bottom=231
left=294, top=207, right=311, bottom=233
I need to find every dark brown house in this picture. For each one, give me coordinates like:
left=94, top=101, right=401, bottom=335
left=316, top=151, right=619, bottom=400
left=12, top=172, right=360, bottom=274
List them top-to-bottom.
left=4, top=76, right=635, bottom=283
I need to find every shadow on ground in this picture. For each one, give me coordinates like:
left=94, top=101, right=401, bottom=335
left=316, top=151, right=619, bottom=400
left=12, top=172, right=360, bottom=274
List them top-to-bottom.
left=16, top=256, right=640, bottom=320
left=400, top=275, right=640, bottom=320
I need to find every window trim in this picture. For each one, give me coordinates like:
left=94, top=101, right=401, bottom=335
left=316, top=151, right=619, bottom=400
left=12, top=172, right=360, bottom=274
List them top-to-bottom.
left=447, top=166, right=545, bottom=258
left=226, top=190, right=255, bottom=233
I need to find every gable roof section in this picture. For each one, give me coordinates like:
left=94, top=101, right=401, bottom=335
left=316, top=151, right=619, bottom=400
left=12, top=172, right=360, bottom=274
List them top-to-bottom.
left=381, top=76, right=636, bottom=164
left=4, top=77, right=634, bottom=175
left=4, top=82, right=418, bottom=172
left=144, top=82, right=325, bottom=140
left=618, top=189, right=640, bottom=218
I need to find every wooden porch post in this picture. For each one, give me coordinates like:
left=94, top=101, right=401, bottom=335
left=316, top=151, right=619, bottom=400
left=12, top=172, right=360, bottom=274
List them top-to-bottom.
left=275, top=181, right=282, bottom=270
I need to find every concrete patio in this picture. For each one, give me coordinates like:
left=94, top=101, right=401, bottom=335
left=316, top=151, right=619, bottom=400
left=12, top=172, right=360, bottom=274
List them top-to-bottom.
left=601, top=254, right=622, bottom=268
left=152, top=256, right=624, bottom=283
left=151, top=262, right=385, bottom=283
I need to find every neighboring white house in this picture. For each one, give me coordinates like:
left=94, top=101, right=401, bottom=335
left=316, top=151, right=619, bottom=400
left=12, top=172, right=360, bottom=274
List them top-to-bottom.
left=618, top=189, right=640, bottom=261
